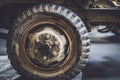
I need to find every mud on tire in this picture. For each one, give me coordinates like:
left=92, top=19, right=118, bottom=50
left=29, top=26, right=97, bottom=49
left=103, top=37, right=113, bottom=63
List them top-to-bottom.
left=7, top=4, right=90, bottom=80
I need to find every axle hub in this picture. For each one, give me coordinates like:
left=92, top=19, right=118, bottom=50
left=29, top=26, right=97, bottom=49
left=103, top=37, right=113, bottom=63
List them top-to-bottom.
left=27, top=26, right=68, bottom=67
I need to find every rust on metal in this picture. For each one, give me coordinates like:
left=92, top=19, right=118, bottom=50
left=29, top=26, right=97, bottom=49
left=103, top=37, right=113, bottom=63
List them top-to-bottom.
left=27, top=27, right=67, bottom=66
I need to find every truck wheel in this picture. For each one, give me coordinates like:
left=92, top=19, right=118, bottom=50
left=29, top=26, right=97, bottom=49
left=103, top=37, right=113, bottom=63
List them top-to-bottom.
left=7, top=4, right=90, bottom=80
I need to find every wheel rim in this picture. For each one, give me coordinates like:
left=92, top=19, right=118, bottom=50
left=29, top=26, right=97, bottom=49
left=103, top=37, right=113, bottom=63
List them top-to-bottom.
left=7, top=4, right=91, bottom=79
left=17, top=14, right=80, bottom=77
left=25, top=23, right=68, bottom=68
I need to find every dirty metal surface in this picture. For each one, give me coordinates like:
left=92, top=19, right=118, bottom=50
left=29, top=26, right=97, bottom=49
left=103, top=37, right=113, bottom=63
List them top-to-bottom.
left=88, top=8, right=120, bottom=23
left=27, top=27, right=67, bottom=66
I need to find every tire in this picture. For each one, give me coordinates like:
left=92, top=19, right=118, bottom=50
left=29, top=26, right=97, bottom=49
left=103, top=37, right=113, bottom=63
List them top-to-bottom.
left=7, top=4, right=90, bottom=80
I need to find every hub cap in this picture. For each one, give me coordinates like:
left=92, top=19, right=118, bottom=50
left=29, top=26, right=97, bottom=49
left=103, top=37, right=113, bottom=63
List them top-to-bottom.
left=26, top=26, right=68, bottom=67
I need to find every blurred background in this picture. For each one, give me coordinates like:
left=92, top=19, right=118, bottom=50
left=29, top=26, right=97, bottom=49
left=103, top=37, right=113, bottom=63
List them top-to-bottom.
left=0, top=28, right=120, bottom=80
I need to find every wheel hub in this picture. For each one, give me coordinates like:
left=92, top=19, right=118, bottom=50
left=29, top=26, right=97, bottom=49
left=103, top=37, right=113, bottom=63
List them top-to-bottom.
left=27, top=26, right=68, bottom=67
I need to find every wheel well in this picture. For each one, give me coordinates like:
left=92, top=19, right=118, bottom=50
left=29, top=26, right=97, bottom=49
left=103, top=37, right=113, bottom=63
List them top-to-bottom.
left=0, top=3, right=90, bottom=31
left=0, top=4, right=35, bottom=29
